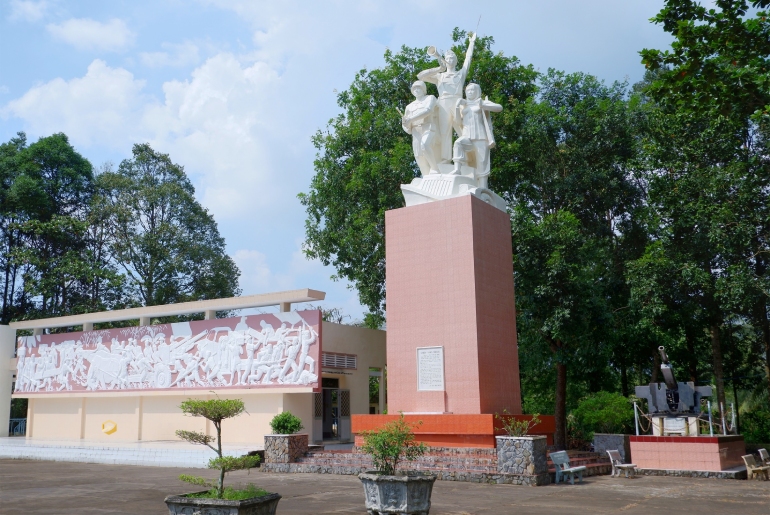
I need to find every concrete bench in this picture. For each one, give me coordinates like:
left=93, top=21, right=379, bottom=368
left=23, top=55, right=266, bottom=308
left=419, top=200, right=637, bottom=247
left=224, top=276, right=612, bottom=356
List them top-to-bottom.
left=759, top=448, right=770, bottom=466
left=550, top=450, right=587, bottom=485
left=606, top=450, right=637, bottom=478
left=742, top=454, right=770, bottom=480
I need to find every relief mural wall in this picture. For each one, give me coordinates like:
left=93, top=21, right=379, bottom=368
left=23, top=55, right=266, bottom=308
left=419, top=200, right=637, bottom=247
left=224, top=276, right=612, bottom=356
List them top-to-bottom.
left=14, top=310, right=321, bottom=393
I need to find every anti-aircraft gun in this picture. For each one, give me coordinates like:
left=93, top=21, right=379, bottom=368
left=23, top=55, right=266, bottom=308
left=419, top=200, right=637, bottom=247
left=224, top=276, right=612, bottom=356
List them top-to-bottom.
left=634, top=346, right=712, bottom=436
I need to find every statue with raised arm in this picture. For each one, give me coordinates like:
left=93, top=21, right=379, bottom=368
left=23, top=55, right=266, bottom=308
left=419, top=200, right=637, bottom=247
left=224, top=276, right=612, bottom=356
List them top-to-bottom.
left=418, top=32, right=477, bottom=163
left=402, top=80, right=439, bottom=176
left=452, top=83, right=503, bottom=188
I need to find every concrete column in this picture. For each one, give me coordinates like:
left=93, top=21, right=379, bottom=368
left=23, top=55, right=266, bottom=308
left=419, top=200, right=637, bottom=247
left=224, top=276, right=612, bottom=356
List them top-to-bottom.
left=279, top=302, right=291, bottom=313
left=204, top=310, right=217, bottom=320
left=139, top=316, right=151, bottom=327
left=82, top=322, right=93, bottom=332
left=0, top=325, right=15, bottom=438
left=32, top=328, right=43, bottom=336
left=379, top=368, right=386, bottom=414
left=136, top=397, right=143, bottom=441
left=26, top=398, right=34, bottom=438
left=79, top=398, right=86, bottom=439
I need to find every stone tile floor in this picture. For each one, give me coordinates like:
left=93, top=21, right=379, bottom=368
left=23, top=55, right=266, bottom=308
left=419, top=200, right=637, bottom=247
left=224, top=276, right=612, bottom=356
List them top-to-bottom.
left=1, top=459, right=769, bottom=514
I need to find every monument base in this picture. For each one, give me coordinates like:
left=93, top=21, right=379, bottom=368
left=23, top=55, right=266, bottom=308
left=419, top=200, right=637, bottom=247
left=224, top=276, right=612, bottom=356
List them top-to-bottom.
left=352, top=414, right=554, bottom=448
left=629, top=435, right=745, bottom=472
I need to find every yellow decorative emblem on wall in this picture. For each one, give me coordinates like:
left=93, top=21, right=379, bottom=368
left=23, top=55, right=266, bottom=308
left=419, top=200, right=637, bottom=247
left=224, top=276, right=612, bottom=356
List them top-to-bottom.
left=101, top=420, right=117, bottom=435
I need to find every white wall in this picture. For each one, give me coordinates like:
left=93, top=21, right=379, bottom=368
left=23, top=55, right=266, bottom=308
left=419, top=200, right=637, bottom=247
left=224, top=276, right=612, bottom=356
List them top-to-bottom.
left=321, top=322, right=386, bottom=415
left=0, top=325, right=14, bottom=437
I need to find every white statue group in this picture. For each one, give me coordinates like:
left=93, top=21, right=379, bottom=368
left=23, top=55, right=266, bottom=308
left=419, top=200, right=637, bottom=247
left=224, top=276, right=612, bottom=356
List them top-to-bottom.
left=401, top=32, right=501, bottom=189
left=14, top=316, right=319, bottom=393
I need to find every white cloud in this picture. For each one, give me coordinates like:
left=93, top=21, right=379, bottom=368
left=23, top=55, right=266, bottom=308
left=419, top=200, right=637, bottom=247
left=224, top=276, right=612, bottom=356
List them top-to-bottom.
left=8, top=0, right=48, bottom=22
left=46, top=18, right=134, bottom=52
left=140, top=41, right=200, bottom=68
left=143, top=52, right=285, bottom=219
left=2, top=59, right=146, bottom=147
left=233, top=249, right=280, bottom=294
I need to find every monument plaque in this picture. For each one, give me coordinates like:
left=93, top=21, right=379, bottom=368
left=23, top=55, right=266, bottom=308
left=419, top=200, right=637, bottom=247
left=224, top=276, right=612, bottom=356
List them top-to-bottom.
left=417, top=346, right=444, bottom=391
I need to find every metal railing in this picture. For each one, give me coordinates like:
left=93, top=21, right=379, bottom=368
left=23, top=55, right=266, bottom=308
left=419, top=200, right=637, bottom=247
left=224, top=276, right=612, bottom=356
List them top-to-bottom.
left=8, top=418, right=26, bottom=436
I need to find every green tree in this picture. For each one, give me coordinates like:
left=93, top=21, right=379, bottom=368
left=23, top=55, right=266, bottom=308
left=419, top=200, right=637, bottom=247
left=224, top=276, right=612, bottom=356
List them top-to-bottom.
left=640, top=0, right=770, bottom=119
left=640, top=1, right=770, bottom=403
left=300, top=29, right=537, bottom=327
left=510, top=71, right=646, bottom=449
left=0, top=133, right=124, bottom=321
left=97, top=144, right=240, bottom=308
left=176, top=398, right=261, bottom=498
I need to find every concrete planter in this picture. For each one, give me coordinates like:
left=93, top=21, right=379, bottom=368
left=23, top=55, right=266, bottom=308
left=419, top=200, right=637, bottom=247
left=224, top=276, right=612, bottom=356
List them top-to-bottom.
left=264, top=433, right=308, bottom=464
left=593, top=433, right=631, bottom=463
left=495, top=435, right=550, bottom=486
left=359, top=472, right=436, bottom=515
left=164, top=491, right=281, bottom=515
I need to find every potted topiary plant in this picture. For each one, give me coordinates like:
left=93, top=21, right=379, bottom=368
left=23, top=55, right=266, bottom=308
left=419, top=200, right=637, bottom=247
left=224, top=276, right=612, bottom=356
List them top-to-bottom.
left=165, top=398, right=281, bottom=515
left=264, top=411, right=308, bottom=464
left=358, top=415, right=435, bottom=515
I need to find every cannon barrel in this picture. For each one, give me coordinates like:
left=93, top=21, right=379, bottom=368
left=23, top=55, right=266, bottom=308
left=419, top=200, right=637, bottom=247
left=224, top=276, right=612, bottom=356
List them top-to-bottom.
left=658, top=346, right=678, bottom=391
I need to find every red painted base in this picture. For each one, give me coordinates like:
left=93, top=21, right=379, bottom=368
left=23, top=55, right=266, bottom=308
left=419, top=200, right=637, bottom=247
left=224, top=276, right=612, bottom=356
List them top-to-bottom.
left=352, top=414, right=555, bottom=448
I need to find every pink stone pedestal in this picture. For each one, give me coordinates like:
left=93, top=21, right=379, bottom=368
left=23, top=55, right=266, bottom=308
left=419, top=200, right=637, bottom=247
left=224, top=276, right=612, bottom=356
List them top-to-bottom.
left=384, top=195, right=521, bottom=415
left=630, top=435, right=746, bottom=472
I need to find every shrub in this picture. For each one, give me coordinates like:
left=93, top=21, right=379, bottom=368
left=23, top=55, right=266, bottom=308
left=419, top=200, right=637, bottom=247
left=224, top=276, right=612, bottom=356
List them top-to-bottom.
left=571, top=391, right=634, bottom=437
left=175, top=398, right=262, bottom=499
left=495, top=409, right=542, bottom=437
left=741, top=410, right=770, bottom=443
left=270, top=411, right=304, bottom=434
left=360, top=414, right=427, bottom=475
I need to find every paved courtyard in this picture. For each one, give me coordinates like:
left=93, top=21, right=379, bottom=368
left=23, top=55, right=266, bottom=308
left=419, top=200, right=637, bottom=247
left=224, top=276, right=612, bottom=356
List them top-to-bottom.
left=0, top=459, right=768, bottom=514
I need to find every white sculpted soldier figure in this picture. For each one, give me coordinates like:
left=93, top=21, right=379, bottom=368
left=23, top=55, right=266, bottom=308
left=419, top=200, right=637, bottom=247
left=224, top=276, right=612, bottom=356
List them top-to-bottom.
left=418, top=32, right=477, bottom=163
left=402, top=80, right=439, bottom=175
left=452, top=83, right=502, bottom=188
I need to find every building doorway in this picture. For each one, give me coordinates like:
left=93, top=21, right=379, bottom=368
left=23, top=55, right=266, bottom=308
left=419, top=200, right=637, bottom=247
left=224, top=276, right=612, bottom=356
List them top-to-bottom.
left=320, top=377, right=350, bottom=441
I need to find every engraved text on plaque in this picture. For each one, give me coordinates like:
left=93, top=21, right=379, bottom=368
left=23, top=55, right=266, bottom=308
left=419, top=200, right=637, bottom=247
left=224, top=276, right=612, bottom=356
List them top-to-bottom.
left=417, top=346, right=445, bottom=391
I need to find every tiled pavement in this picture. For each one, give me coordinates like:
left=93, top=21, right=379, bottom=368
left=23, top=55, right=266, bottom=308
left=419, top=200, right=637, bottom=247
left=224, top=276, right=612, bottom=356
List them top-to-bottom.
left=1, top=458, right=769, bottom=514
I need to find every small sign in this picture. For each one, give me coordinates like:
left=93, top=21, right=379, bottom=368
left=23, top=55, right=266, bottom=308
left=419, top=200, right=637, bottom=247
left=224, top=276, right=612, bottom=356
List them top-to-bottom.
left=417, top=346, right=444, bottom=391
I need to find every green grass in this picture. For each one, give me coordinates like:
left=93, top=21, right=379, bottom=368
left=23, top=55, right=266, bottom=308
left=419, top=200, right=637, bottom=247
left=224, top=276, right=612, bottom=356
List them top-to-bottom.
left=186, top=484, right=271, bottom=501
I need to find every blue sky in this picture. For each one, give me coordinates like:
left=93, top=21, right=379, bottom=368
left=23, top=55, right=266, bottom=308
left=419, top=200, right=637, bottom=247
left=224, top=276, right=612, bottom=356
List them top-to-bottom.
left=0, top=0, right=674, bottom=321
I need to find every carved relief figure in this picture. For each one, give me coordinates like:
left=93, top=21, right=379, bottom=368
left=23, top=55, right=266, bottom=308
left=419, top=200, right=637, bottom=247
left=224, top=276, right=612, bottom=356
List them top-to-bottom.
left=417, top=32, right=477, bottom=162
left=452, top=83, right=503, bottom=188
left=14, top=313, right=320, bottom=393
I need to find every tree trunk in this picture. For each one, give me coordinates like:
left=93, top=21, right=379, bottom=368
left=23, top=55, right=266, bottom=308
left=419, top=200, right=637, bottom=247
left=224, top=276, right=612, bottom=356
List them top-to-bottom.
left=756, top=300, right=770, bottom=403
left=710, top=323, right=727, bottom=414
left=685, top=332, right=697, bottom=382
left=620, top=357, right=629, bottom=397
left=554, top=361, right=567, bottom=450
left=216, top=421, right=224, bottom=498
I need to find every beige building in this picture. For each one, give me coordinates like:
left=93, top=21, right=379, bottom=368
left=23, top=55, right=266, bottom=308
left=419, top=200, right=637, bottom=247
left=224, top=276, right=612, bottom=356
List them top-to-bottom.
left=1, top=290, right=386, bottom=445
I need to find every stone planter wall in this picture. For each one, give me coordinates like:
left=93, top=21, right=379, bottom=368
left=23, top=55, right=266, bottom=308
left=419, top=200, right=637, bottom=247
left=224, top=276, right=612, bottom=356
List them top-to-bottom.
left=264, top=434, right=308, bottom=464
left=593, top=434, right=631, bottom=463
left=495, top=436, right=549, bottom=486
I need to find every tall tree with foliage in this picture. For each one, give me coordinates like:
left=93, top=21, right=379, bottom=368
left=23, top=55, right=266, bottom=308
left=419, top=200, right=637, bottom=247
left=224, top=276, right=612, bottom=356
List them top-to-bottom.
left=640, top=0, right=770, bottom=405
left=300, top=29, right=537, bottom=327
left=509, top=71, right=646, bottom=448
left=0, top=132, right=124, bottom=322
left=97, top=144, right=240, bottom=307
